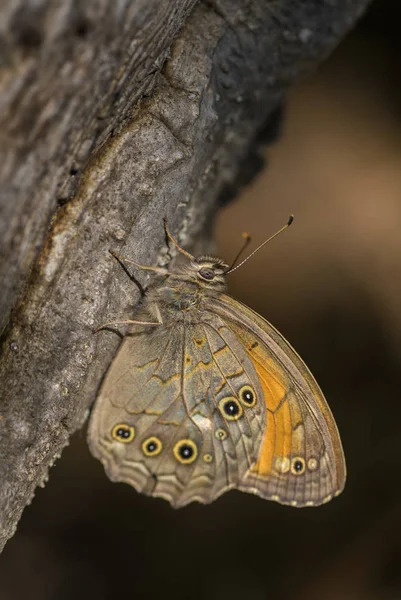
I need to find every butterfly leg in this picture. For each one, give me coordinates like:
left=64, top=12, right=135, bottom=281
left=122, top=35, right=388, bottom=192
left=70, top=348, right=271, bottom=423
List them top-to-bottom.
left=163, top=218, right=194, bottom=261
left=109, top=249, right=168, bottom=276
left=94, top=302, right=163, bottom=333
left=93, top=318, right=162, bottom=334
left=93, top=319, right=161, bottom=333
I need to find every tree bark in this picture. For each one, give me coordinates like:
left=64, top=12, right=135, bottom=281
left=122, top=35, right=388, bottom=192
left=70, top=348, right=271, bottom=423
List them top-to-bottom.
left=0, top=0, right=371, bottom=552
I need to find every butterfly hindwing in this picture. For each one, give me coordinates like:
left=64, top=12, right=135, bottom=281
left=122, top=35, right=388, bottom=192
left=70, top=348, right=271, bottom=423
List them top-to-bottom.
left=88, top=319, right=266, bottom=506
left=88, top=326, right=185, bottom=497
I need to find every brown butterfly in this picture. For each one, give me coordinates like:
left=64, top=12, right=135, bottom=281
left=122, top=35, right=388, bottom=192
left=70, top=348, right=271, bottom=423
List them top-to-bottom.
left=88, top=217, right=346, bottom=507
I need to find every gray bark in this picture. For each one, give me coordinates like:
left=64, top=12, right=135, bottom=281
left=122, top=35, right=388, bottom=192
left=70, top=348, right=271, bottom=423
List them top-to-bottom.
left=0, top=0, right=371, bottom=552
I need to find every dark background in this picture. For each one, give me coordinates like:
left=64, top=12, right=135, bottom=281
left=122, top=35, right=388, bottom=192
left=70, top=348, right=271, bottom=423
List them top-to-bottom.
left=2, top=1, right=401, bottom=598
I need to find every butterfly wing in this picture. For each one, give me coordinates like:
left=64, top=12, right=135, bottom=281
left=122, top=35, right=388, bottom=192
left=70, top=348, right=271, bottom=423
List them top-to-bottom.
left=205, top=294, right=346, bottom=506
left=89, top=295, right=345, bottom=507
left=88, top=321, right=267, bottom=507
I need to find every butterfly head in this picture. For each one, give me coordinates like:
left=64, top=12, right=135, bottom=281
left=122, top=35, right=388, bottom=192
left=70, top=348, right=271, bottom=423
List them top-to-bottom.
left=189, top=256, right=229, bottom=291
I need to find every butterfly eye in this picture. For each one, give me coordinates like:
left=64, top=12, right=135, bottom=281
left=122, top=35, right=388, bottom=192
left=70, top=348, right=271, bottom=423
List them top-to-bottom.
left=198, top=267, right=215, bottom=280
left=239, top=385, right=257, bottom=407
left=218, top=397, right=243, bottom=420
left=112, top=424, right=135, bottom=443
left=142, top=436, right=163, bottom=457
left=173, top=439, right=198, bottom=464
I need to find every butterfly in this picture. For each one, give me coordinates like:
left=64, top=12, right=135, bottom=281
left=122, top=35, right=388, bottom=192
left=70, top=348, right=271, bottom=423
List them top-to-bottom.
left=88, top=217, right=346, bottom=507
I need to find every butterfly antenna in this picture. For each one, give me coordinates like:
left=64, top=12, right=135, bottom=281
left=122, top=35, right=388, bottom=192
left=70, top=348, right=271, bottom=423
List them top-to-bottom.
left=226, top=215, right=294, bottom=274
left=225, top=232, right=252, bottom=272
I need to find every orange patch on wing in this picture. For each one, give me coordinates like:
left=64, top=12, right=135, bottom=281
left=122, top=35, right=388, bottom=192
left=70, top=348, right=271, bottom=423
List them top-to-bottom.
left=249, top=349, right=292, bottom=477
left=249, top=351, right=287, bottom=412
left=274, top=397, right=292, bottom=460
left=252, top=398, right=293, bottom=478
left=252, top=412, right=276, bottom=476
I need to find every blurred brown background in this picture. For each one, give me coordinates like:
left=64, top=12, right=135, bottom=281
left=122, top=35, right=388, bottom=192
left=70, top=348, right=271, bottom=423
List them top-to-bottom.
left=2, top=1, right=401, bottom=599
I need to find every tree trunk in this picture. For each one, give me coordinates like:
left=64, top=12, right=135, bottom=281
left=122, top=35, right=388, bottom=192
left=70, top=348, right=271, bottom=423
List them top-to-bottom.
left=0, top=0, right=371, bottom=552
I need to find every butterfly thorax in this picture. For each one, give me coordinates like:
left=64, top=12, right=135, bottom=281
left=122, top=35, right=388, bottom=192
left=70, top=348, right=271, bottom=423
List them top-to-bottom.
left=144, top=256, right=228, bottom=319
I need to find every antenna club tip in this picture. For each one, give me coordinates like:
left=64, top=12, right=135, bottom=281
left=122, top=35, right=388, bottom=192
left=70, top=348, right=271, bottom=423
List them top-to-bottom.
left=288, top=214, right=294, bottom=226
left=241, top=232, right=251, bottom=240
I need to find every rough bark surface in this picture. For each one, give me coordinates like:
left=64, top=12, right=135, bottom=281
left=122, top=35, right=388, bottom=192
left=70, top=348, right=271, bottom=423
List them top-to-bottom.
left=0, top=0, right=371, bottom=551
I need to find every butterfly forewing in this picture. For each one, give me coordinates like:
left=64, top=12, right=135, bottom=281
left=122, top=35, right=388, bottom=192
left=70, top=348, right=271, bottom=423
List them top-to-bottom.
left=207, top=294, right=346, bottom=506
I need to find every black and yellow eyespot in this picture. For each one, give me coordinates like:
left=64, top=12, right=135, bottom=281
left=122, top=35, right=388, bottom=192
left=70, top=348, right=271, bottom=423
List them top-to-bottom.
left=239, top=385, right=257, bottom=407
left=219, top=396, right=243, bottom=420
left=112, top=424, right=135, bottom=443
left=215, top=428, right=227, bottom=440
left=142, top=436, right=163, bottom=457
left=173, top=439, right=198, bottom=464
left=203, top=453, right=213, bottom=463
left=291, top=457, right=306, bottom=475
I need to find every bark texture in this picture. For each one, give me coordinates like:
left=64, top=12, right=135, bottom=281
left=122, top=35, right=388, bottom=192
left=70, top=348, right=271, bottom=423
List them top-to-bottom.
left=0, top=0, right=371, bottom=551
